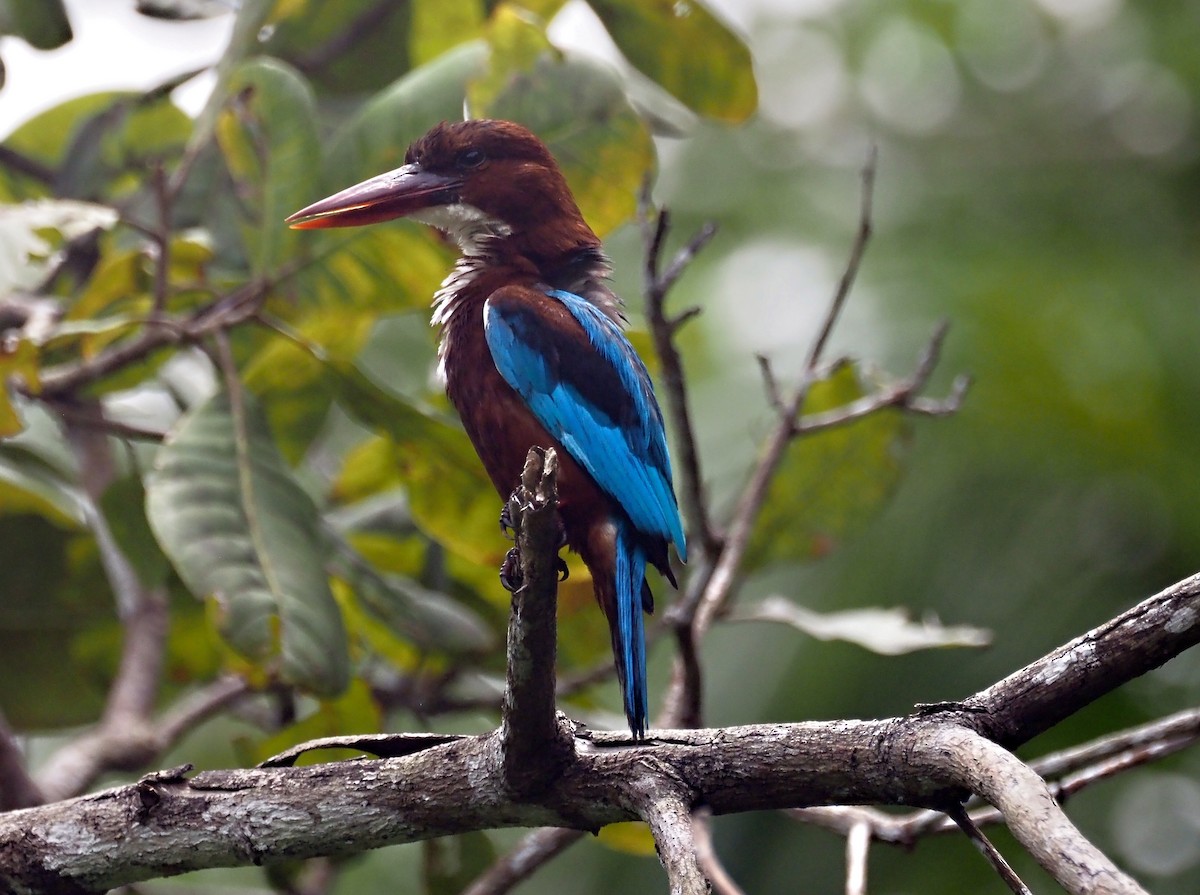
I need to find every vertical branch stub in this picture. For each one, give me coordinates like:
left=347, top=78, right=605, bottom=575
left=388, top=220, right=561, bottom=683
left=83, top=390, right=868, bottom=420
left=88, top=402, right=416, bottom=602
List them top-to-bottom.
left=500, top=447, right=571, bottom=794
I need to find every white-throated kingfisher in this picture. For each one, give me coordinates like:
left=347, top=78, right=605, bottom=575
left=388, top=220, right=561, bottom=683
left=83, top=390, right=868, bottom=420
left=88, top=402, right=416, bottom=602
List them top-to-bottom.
left=287, top=119, right=686, bottom=739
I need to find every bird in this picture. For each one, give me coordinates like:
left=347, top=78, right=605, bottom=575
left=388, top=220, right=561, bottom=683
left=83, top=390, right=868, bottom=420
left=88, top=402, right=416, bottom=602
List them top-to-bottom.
left=287, top=119, right=686, bottom=739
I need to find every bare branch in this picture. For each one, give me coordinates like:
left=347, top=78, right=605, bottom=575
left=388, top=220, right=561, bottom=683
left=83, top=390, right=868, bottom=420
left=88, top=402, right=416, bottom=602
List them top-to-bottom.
left=800, top=145, right=877, bottom=378
left=640, top=196, right=721, bottom=557
left=27, top=273, right=284, bottom=401
left=794, top=324, right=971, bottom=435
left=755, top=354, right=785, bottom=416
left=33, top=415, right=171, bottom=802
left=499, top=448, right=572, bottom=793
left=8, top=563, right=1198, bottom=895
left=967, top=571, right=1200, bottom=746
left=1033, top=705, right=1200, bottom=780
left=790, top=707, right=1200, bottom=846
left=0, top=710, right=43, bottom=811
left=926, top=727, right=1145, bottom=895
left=635, top=780, right=708, bottom=895
left=945, top=803, right=1032, bottom=895
left=692, top=807, right=745, bottom=895
left=460, top=829, right=584, bottom=895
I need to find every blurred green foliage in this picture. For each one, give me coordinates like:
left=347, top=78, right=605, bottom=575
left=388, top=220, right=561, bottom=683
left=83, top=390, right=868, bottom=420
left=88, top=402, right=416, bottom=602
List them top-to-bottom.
left=1, top=0, right=1198, bottom=893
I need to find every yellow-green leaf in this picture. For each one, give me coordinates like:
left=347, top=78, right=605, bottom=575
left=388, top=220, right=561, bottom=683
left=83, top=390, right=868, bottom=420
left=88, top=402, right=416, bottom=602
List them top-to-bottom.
left=411, top=0, right=486, bottom=66
left=588, top=0, right=757, bottom=121
left=216, top=57, right=321, bottom=276
left=328, top=361, right=504, bottom=565
left=746, top=361, right=911, bottom=568
left=597, top=821, right=656, bottom=856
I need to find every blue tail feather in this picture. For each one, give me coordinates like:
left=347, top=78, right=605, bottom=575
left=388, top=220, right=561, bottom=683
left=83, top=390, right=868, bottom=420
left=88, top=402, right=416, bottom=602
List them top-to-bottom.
left=614, top=518, right=649, bottom=739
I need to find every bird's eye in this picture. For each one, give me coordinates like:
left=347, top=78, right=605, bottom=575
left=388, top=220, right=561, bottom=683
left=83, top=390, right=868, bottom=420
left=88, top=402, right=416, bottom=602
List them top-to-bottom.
left=457, top=149, right=486, bottom=170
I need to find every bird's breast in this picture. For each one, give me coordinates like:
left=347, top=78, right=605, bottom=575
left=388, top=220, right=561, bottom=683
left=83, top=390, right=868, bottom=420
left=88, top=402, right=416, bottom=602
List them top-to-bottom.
left=436, top=293, right=611, bottom=553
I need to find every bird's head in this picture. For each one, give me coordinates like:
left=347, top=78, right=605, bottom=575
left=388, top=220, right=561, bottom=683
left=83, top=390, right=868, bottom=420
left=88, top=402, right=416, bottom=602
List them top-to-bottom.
left=286, top=119, right=597, bottom=259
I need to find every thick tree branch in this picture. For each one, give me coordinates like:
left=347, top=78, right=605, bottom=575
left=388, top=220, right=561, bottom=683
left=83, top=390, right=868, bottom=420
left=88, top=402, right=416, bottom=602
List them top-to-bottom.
left=3, top=564, right=1196, bottom=892
left=967, top=571, right=1200, bottom=746
left=928, top=727, right=1143, bottom=894
left=635, top=780, right=708, bottom=895
left=945, top=802, right=1031, bottom=895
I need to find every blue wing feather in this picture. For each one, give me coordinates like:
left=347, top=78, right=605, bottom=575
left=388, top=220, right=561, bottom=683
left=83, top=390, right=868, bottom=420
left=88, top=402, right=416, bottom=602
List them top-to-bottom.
left=484, top=288, right=685, bottom=559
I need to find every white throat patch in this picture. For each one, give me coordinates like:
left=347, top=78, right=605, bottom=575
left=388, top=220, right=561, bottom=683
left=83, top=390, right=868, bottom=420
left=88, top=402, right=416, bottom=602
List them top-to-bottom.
left=411, top=203, right=511, bottom=256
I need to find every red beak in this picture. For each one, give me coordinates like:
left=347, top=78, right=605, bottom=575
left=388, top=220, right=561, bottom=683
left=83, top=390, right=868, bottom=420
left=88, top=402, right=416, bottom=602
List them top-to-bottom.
left=285, top=164, right=462, bottom=229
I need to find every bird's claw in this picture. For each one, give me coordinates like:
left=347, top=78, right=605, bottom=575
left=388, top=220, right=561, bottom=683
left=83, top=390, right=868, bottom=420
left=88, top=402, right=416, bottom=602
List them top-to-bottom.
left=500, top=492, right=524, bottom=540
left=500, top=547, right=523, bottom=593
left=499, top=548, right=568, bottom=591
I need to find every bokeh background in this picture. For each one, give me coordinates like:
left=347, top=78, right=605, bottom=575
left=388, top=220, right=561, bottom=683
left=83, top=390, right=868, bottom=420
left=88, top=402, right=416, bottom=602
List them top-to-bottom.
left=3, top=0, right=1200, bottom=892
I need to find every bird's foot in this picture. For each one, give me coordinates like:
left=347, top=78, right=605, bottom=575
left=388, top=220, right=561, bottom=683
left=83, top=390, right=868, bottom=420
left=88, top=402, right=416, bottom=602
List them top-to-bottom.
left=499, top=491, right=524, bottom=540
left=500, top=547, right=523, bottom=593
left=499, top=548, right=569, bottom=590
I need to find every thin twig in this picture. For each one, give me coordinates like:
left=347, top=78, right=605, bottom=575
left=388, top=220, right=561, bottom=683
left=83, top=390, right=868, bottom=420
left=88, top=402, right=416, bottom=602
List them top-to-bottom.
left=0, top=145, right=56, bottom=186
left=660, top=150, right=882, bottom=731
left=639, top=189, right=721, bottom=557
left=29, top=276, right=276, bottom=399
left=755, top=355, right=785, bottom=415
left=788, top=708, right=1200, bottom=846
left=946, top=803, right=1032, bottom=895
left=692, top=807, right=745, bottom=895
left=459, top=829, right=585, bottom=895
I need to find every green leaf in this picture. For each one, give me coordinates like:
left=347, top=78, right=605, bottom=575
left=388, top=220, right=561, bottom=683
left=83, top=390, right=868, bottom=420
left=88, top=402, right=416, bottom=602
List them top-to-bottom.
left=0, top=0, right=72, bottom=49
left=186, top=0, right=274, bottom=156
left=258, top=0, right=415, bottom=95
left=410, top=0, right=486, bottom=66
left=588, top=0, right=757, bottom=122
left=470, top=14, right=654, bottom=236
left=324, top=41, right=487, bottom=186
left=216, top=57, right=321, bottom=277
left=55, top=91, right=192, bottom=199
left=0, top=94, right=119, bottom=200
left=0, top=339, right=38, bottom=436
left=328, top=361, right=504, bottom=565
left=746, top=361, right=911, bottom=568
left=145, top=389, right=349, bottom=696
left=0, top=442, right=82, bottom=526
left=99, top=474, right=171, bottom=588
left=0, top=516, right=109, bottom=728
left=332, top=541, right=495, bottom=655
left=730, top=597, right=992, bottom=655
left=597, top=822, right=656, bottom=856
